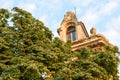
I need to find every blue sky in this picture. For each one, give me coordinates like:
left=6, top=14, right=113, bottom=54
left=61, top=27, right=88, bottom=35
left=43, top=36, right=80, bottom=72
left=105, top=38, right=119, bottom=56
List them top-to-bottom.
left=0, top=0, right=120, bottom=77
left=0, top=0, right=120, bottom=49
left=0, top=0, right=120, bottom=50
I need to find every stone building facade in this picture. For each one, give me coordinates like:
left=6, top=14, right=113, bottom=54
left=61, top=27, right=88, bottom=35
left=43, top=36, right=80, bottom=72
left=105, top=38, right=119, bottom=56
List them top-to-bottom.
left=57, top=11, right=112, bottom=51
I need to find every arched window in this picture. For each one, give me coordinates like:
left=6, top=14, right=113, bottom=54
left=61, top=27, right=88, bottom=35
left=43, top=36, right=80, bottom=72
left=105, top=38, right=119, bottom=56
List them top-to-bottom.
left=67, top=26, right=76, bottom=41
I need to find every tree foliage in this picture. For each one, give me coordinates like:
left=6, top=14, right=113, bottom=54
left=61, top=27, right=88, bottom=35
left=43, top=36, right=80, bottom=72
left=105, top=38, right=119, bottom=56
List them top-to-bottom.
left=0, top=7, right=120, bottom=80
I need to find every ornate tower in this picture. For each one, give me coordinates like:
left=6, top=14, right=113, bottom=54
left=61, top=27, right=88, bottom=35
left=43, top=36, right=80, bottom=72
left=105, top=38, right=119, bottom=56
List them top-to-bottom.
left=58, top=11, right=112, bottom=51
left=57, top=12, right=89, bottom=42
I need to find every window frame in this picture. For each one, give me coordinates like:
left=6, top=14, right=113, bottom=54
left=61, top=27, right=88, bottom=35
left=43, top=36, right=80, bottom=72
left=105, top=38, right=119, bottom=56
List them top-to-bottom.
left=67, top=26, right=76, bottom=41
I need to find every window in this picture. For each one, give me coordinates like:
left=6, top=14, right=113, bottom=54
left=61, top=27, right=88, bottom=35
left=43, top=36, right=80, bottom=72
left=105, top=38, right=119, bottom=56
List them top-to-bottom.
left=67, top=26, right=76, bottom=41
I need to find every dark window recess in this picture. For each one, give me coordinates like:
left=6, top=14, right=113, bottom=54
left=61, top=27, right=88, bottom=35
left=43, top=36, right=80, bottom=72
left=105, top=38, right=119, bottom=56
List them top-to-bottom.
left=67, top=26, right=76, bottom=41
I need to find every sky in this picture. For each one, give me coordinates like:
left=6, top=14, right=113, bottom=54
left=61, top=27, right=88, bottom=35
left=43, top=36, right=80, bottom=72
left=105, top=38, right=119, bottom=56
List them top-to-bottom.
left=0, top=0, right=120, bottom=75
left=0, top=0, right=120, bottom=49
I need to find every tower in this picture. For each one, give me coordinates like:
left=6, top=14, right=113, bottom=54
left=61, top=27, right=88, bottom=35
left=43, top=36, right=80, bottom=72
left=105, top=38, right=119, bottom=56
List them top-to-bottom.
left=57, top=11, right=89, bottom=42
left=58, top=11, right=112, bottom=51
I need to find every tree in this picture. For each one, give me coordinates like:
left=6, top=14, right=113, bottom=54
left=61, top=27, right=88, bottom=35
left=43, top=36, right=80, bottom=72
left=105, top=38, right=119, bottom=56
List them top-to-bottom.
left=0, top=7, right=119, bottom=80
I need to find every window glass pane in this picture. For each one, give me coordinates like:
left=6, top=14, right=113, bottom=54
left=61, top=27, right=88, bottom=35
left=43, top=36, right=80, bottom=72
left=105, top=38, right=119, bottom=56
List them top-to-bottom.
left=67, top=26, right=76, bottom=41
left=72, top=31, right=76, bottom=41
left=68, top=34, right=71, bottom=40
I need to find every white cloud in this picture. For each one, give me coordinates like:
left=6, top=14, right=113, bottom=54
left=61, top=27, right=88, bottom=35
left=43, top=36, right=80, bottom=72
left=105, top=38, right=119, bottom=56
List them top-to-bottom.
left=0, top=0, right=14, bottom=9
left=38, top=0, right=63, bottom=12
left=49, top=0, right=63, bottom=10
left=72, top=0, right=94, bottom=7
left=81, top=0, right=94, bottom=7
left=100, top=1, right=118, bottom=15
left=16, top=2, right=36, bottom=13
left=80, top=8, right=99, bottom=34
left=81, top=12, right=98, bottom=26
left=39, top=15, right=48, bottom=26
left=102, top=16, right=120, bottom=47
left=106, top=16, right=120, bottom=31
left=50, top=21, right=60, bottom=37
left=103, top=29, right=120, bottom=45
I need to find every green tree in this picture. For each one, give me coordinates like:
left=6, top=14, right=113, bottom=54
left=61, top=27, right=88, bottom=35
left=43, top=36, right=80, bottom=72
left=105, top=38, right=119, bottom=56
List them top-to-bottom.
left=0, top=7, right=119, bottom=80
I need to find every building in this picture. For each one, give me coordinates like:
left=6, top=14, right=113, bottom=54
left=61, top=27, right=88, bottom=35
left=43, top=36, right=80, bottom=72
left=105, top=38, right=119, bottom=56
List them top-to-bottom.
left=57, top=11, right=112, bottom=51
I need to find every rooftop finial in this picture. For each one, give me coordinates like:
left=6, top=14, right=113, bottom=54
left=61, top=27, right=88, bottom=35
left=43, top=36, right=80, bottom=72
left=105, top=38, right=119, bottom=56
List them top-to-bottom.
left=74, top=7, right=76, bottom=16
left=90, top=27, right=97, bottom=35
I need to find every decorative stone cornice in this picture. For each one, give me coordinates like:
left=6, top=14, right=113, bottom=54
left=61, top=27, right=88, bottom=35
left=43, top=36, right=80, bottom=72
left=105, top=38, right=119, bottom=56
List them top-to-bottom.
left=71, top=34, right=112, bottom=51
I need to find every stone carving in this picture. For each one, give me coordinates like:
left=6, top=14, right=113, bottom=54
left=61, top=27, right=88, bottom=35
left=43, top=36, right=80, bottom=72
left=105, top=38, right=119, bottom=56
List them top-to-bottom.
left=64, top=12, right=77, bottom=21
left=90, top=27, right=96, bottom=35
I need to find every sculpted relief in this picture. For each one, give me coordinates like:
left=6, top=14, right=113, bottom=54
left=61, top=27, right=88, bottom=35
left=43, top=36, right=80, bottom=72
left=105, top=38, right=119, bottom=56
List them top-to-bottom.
left=64, top=12, right=77, bottom=21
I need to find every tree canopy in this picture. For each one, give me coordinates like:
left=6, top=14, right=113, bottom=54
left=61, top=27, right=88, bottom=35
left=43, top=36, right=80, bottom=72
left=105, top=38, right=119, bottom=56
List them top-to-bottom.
left=0, top=7, right=120, bottom=80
